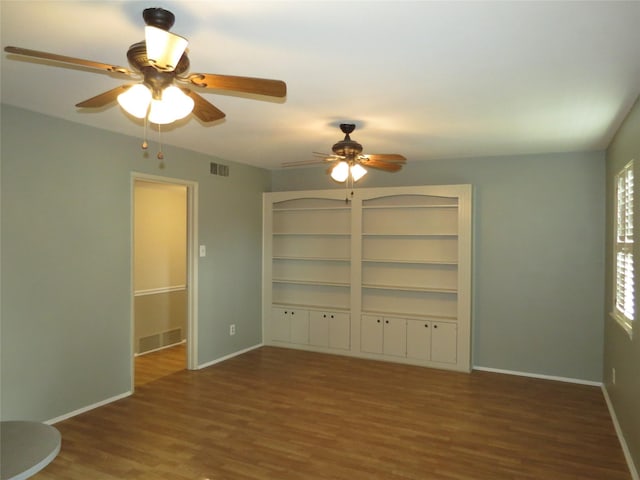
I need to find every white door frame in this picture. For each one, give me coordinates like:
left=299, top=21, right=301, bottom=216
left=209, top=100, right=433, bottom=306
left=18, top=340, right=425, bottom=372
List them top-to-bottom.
left=130, top=172, right=199, bottom=389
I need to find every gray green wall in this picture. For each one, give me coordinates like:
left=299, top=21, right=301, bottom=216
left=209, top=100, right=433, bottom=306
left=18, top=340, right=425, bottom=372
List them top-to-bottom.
left=604, top=96, right=640, bottom=475
left=1, top=103, right=623, bottom=452
left=1, top=105, right=269, bottom=421
left=273, top=150, right=606, bottom=382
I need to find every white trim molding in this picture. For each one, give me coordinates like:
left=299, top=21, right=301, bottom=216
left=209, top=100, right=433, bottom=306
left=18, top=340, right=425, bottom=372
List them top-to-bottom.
left=134, top=285, right=187, bottom=297
left=134, top=339, right=186, bottom=357
left=196, top=343, right=263, bottom=370
left=473, top=366, right=602, bottom=387
left=602, top=386, right=640, bottom=480
left=45, top=391, right=132, bottom=425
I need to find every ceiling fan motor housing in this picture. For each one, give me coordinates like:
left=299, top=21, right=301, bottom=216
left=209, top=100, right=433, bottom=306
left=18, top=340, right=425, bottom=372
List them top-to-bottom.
left=125, top=40, right=190, bottom=97
left=333, top=124, right=363, bottom=158
left=332, top=140, right=363, bottom=158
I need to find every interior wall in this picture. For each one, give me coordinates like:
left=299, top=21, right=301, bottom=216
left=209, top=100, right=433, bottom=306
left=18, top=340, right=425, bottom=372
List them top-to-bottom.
left=604, top=95, right=640, bottom=475
left=0, top=105, right=270, bottom=421
left=272, top=149, right=606, bottom=382
left=134, top=181, right=187, bottom=353
left=134, top=181, right=187, bottom=292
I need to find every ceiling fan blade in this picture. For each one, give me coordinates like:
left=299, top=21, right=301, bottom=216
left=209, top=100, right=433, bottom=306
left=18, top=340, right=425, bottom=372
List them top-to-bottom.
left=4, top=46, right=134, bottom=75
left=185, top=73, right=287, bottom=98
left=75, top=85, right=132, bottom=108
left=181, top=89, right=226, bottom=122
left=313, top=151, right=343, bottom=160
left=363, top=153, right=407, bottom=163
left=282, top=159, right=330, bottom=167
left=361, top=159, right=404, bottom=172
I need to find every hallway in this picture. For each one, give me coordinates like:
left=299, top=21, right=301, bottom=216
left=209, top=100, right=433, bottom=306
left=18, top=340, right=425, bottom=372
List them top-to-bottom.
left=134, top=343, right=186, bottom=388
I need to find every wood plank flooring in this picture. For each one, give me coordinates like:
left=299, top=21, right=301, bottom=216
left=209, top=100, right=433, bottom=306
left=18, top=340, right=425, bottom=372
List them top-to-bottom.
left=134, top=343, right=186, bottom=388
left=35, top=347, right=630, bottom=479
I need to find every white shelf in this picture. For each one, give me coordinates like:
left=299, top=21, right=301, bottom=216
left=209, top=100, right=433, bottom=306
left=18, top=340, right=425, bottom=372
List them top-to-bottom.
left=362, top=205, right=458, bottom=210
left=273, top=206, right=351, bottom=212
left=273, top=232, right=350, bottom=236
left=362, top=232, right=458, bottom=237
left=273, top=256, right=350, bottom=262
left=362, top=258, right=458, bottom=265
left=273, top=278, right=350, bottom=288
left=362, top=284, right=457, bottom=294
left=273, top=302, right=350, bottom=312
left=361, top=309, right=457, bottom=322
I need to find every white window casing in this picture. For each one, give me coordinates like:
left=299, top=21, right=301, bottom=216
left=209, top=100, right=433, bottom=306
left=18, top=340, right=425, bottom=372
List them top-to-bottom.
left=612, top=160, right=634, bottom=338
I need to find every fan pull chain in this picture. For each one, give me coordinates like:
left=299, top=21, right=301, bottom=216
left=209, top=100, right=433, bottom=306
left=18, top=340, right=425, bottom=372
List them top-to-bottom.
left=141, top=116, right=149, bottom=150
left=157, top=124, right=164, bottom=160
left=344, top=172, right=355, bottom=203
left=349, top=174, right=355, bottom=200
left=345, top=175, right=350, bottom=203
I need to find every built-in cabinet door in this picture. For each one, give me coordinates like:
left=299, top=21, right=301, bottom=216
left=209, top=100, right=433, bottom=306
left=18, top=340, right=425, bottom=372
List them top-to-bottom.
left=271, top=307, right=290, bottom=342
left=272, top=307, right=309, bottom=343
left=290, top=310, right=309, bottom=344
left=309, top=311, right=329, bottom=346
left=310, top=311, right=350, bottom=349
left=329, top=312, right=350, bottom=350
left=361, top=315, right=383, bottom=353
left=383, top=317, right=407, bottom=357
left=406, top=320, right=431, bottom=360
left=431, top=322, right=457, bottom=364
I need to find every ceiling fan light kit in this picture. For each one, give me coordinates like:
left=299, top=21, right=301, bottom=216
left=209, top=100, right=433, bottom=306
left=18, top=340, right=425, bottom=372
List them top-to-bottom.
left=144, top=26, right=188, bottom=72
left=116, top=84, right=150, bottom=118
left=119, top=84, right=194, bottom=124
left=330, top=160, right=367, bottom=183
left=330, top=161, right=350, bottom=182
left=349, top=162, right=367, bottom=181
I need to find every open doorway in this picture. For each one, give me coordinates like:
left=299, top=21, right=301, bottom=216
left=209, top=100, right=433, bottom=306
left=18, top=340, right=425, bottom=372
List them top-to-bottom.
left=131, top=174, right=198, bottom=389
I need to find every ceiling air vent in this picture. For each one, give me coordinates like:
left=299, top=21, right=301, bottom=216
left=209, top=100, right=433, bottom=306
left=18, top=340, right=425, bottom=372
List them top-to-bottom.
left=210, top=162, right=229, bottom=177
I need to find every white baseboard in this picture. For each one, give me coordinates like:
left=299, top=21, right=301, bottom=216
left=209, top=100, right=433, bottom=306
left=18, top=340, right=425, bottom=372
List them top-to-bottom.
left=135, top=339, right=186, bottom=357
left=196, top=343, right=263, bottom=370
left=43, top=344, right=263, bottom=424
left=472, top=365, right=602, bottom=386
left=602, top=385, right=640, bottom=480
left=45, top=391, right=132, bottom=425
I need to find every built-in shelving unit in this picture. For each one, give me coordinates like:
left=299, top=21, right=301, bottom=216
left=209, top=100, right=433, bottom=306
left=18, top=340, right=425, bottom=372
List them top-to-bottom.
left=263, top=185, right=472, bottom=372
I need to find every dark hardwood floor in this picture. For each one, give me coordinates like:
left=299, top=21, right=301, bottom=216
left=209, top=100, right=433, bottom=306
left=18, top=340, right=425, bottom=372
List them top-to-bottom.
left=35, top=346, right=630, bottom=479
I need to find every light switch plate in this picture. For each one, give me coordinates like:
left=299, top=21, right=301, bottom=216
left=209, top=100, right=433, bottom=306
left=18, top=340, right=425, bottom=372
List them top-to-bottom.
left=199, top=245, right=206, bottom=257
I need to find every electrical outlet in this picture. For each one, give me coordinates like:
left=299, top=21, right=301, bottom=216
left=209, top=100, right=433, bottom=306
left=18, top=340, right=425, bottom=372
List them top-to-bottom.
left=229, top=324, right=236, bottom=336
left=612, top=367, right=616, bottom=385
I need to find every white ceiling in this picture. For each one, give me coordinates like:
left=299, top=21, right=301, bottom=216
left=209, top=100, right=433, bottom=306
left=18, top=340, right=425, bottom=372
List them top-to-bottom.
left=2, top=1, right=640, bottom=170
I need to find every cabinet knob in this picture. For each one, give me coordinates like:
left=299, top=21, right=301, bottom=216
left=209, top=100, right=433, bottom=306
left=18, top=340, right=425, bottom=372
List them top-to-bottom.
left=292, top=312, right=295, bottom=315
left=323, top=314, right=326, bottom=318
left=331, top=315, right=334, bottom=318
left=377, top=319, right=381, bottom=323
left=385, top=320, right=389, bottom=324
left=425, top=324, right=429, bottom=328
left=434, top=324, right=438, bottom=329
